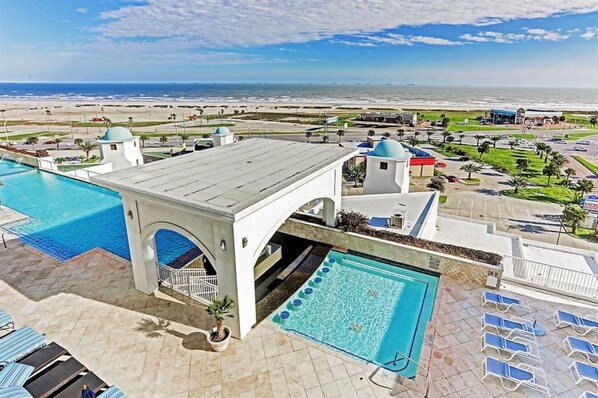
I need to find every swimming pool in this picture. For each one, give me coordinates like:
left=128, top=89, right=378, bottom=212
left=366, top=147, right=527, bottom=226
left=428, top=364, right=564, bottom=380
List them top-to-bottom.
left=0, top=161, right=195, bottom=262
left=272, top=251, right=438, bottom=378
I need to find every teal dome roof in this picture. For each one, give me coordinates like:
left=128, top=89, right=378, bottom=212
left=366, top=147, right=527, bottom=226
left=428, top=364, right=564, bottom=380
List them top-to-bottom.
left=101, top=126, right=133, bottom=141
left=213, top=127, right=232, bottom=136
left=370, top=138, right=408, bottom=160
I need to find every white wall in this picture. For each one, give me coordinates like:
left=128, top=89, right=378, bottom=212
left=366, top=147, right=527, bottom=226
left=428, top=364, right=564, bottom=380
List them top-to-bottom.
left=213, top=134, right=234, bottom=147
left=99, top=138, right=144, bottom=170
left=363, top=156, right=410, bottom=194
left=416, top=193, right=439, bottom=240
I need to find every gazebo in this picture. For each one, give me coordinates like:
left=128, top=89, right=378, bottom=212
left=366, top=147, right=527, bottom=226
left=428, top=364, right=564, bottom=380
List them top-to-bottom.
left=92, top=138, right=356, bottom=338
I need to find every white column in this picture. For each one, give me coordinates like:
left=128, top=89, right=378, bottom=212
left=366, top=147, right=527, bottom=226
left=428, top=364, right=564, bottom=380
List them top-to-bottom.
left=322, top=165, right=342, bottom=227
left=122, top=196, right=159, bottom=295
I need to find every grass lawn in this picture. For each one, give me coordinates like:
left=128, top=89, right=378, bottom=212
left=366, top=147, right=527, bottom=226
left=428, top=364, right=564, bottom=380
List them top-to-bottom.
left=563, top=113, right=598, bottom=130
left=74, top=121, right=172, bottom=128
left=447, top=125, right=511, bottom=132
left=3, top=132, right=71, bottom=141
left=562, top=132, right=598, bottom=140
left=507, top=133, right=537, bottom=139
left=434, top=143, right=576, bottom=204
left=572, top=155, right=598, bottom=175
left=439, top=195, right=448, bottom=204
left=569, top=226, right=598, bottom=243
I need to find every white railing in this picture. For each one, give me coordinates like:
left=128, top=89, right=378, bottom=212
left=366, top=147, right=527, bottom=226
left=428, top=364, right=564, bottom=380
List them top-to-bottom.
left=502, top=255, right=598, bottom=300
left=158, top=264, right=217, bottom=304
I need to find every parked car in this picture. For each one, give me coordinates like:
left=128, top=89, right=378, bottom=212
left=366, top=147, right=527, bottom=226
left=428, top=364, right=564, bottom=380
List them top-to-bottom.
left=43, top=140, right=56, bottom=145
left=555, top=140, right=566, bottom=144
left=577, top=140, right=591, bottom=145
left=574, top=146, right=588, bottom=152
left=458, top=156, right=470, bottom=161
left=435, top=162, right=447, bottom=168
left=480, top=164, right=492, bottom=169
left=447, top=175, right=459, bottom=182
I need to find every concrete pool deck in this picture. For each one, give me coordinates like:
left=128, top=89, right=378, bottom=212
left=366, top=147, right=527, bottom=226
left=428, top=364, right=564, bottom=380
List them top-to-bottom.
left=0, top=239, right=597, bottom=397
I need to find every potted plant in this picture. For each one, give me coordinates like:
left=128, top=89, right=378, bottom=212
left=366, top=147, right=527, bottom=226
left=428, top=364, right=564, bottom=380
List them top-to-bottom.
left=206, top=295, right=236, bottom=352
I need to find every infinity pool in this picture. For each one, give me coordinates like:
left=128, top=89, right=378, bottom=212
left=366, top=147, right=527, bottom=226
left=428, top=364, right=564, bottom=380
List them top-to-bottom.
left=0, top=161, right=194, bottom=262
left=272, top=251, right=438, bottom=378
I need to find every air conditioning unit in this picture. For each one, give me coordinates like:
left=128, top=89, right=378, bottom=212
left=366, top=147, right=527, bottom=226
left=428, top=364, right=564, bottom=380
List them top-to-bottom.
left=390, top=213, right=405, bottom=229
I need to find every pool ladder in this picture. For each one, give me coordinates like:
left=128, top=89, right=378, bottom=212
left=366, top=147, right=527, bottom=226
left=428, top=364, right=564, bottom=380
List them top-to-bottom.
left=385, top=350, right=431, bottom=398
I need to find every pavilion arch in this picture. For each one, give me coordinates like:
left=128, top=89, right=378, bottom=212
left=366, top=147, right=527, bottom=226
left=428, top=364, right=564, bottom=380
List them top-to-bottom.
left=141, top=221, right=217, bottom=269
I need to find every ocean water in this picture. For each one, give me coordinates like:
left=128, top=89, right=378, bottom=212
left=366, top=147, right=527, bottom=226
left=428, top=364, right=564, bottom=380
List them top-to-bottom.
left=0, top=83, right=596, bottom=110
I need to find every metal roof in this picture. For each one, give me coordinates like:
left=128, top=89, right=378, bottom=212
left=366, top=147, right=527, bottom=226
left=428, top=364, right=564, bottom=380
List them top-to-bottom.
left=92, top=138, right=357, bottom=218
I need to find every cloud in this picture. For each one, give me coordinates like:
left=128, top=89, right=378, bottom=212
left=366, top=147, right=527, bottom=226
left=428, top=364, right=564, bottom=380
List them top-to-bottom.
left=95, top=0, right=598, bottom=48
left=75, top=7, right=88, bottom=14
left=581, top=27, right=598, bottom=39
left=460, top=28, right=573, bottom=43
left=334, top=33, right=464, bottom=47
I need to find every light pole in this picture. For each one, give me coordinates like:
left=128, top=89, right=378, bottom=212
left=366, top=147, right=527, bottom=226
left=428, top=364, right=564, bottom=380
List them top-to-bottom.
left=556, top=215, right=564, bottom=245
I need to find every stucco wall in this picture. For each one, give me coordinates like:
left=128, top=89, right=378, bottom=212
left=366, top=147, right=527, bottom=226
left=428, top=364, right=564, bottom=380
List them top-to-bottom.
left=0, top=148, right=39, bottom=167
left=416, top=193, right=439, bottom=240
left=279, top=218, right=502, bottom=287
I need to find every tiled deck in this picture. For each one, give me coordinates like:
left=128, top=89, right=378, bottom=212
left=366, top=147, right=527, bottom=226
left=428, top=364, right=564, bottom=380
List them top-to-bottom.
left=0, top=238, right=597, bottom=397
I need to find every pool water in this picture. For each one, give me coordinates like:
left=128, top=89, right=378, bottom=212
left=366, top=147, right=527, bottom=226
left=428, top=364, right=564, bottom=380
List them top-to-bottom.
left=0, top=161, right=195, bottom=262
left=272, top=251, right=438, bottom=378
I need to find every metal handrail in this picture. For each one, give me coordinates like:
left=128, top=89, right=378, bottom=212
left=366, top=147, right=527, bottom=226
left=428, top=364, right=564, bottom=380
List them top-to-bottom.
left=385, top=350, right=431, bottom=397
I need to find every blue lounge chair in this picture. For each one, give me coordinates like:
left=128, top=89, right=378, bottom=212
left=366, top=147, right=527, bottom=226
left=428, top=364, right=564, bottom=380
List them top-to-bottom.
left=483, top=291, right=531, bottom=313
left=0, top=309, right=13, bottom=331
left=554, top=310, right=598, bottom=336
left=481, top=313, right=535, bottom=337
left=0, top=327, right=46, bottom=365
left=481, top=331, right=538, bottom=361
left=564, top=336, right=598, bottom=363
left=482, top=356, right=549, bottom=395
left=570, top=361, right=598, bottom=388
left=0, top=362, right=34, bottom=388
left=99, top=385, right=126, bottom=398
left=0, top=386, right=32, bottom=398
left=580, top=391, right=598, bottom=398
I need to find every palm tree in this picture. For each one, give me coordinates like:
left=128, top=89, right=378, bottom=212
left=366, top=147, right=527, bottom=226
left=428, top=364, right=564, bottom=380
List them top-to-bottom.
left=45, top=109, right=52, bottom=132
left=170, top=113, right=178, bottom=134
left=102, top=117, right=112, bottom=128
left=128, top=117, right=134, bottom=133
left=441, top=117, right=450, bottom=128
left=590, top=117, right=597, bottom=127
left=336, top=129, right=345, bottom=142
left=396, top=129, right=405, bottom=141
left=367, top=130, right=375, bottom=137
left=305, top=131, right=313, bottom=143
left=413, top=131, right=421, bottom=139
left=426, top=131, right=435, bottom=143
left=441, top=131, right=452, bottom=143
left=383, top=132, right=391, bottom=138
left=139, top=134, right=148, bottom=148
left=179, top=134, right=189, bottom=144
left=458, top=134, right=466, bottom=144
left=159, top=135, right=168, bottom=144
left=322, top=135, right=329, bottom=143
left=473, top=135, right=485, bottom=146
left=25, top=136, right=39, bottom=148
left=407, top=136, right=419, bottom=147
left=446, top=136, right=455, bottom=145
left=490, top=136, right=501, bottom=148
left=54, top=137, right=63, bottom=150
left=74, top=138, right=83, bottom=146
left=78, top=140, right=98, bottom=160
left=508, top=141, right=517, bottom=150
left=477, top=142, right=490, bottom=160
left=535, top=142, right=547, bottom=158
left=543, top=146, right=552, bottom=163
left=550, top=153, right=567, bottom=169
left=515, top=159, right=529, bottom=175
left=542, top=162, right=559, bottom=186
left=346, top=163, right=365, bottom=187
left=460, top=163, right=481, bottom=180
left=563, top=167, right=576, bottom=186
left=427, top=176, right=445, bottom=192
left=507, top=176, right=527, bottom=194
left=576, top=178, right=594, bottom=199
left=562, top=204, right=588, bottom=234
left=206, top=295, right=236, bottom=342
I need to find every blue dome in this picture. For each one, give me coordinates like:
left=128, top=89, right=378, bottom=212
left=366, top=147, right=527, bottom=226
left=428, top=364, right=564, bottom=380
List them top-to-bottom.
left=101, top=126, right=133, bottom=141
left=213, top=127, right=232, bottom=136
left=370, top=138, right=408, bottom=160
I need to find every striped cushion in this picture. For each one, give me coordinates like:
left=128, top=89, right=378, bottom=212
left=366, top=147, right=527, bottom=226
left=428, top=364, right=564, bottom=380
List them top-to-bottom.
left=0, top=309, right=13, bottom=329
left=0, top=328, right=45, bottom=364
left=0, top=363, right=34, bottom=388
left=99, top=385, right=126, bottom=398
left=0, top=386, right=33, bottom=398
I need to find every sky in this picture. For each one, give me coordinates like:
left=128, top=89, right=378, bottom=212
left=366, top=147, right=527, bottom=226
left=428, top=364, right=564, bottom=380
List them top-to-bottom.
left=0, top=0, right=597, bottom=87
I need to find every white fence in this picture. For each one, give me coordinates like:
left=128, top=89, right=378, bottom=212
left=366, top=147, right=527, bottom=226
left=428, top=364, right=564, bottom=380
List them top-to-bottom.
left=502, top=255, right=598, bottom=301
left=158, top=264, right=218, bottom=304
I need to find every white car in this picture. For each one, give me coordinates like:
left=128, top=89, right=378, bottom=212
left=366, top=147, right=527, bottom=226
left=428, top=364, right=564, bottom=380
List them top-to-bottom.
left=574, top=146, right=588, bottom=152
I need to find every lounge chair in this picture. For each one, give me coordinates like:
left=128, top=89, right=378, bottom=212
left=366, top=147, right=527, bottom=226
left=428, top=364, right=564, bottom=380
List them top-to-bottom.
left=483, top=291, right=531, bottom=313
left=0, top=309, right=14, bottom=331
left=554, top=310, right=598, bottom=336
left=481, top=313, right=536, bottom=337
left=0, top=327, right=46, bottom=365
left=481, top=331, right=538, bottom=361
left=563, top=336, right=598, bottom=363
left=18, top=343, right=68, bottom=374
left=482, top=356, right=549, bottom=395
left=24, top=357, right=86, bottom=398
left=570, top=361, right=598, bottom=388
left=0, top=362, right=34, bottom=388
left=53, top=372, right=106, bottom=398
left=99, top=385, right=126, bottom=398
left=0, top=386, right=32, bottom=398
left=580, top=391, right=598, bottom=398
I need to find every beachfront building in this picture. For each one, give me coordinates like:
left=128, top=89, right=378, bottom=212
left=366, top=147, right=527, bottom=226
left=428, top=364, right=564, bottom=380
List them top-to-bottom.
left=489, top=108, right=563, bottom=125
left=355, top=112, right=417, bottom=125
left=97, top=126, right=144, bottom=170
left=93, top=138, right=356, bottom=339
left=363, top=138, right=411, bottom=194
